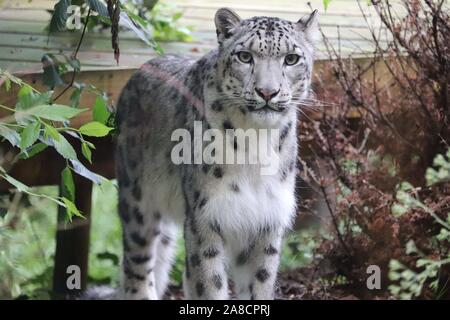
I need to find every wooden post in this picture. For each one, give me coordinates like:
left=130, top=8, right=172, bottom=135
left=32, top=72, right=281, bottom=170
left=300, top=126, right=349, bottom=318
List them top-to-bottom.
left=52, top=178, right=92, bottom=299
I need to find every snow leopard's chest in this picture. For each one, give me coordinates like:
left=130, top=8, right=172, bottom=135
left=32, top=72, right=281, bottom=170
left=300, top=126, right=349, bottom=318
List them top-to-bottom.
left=195, top=161, right=297, bottom=238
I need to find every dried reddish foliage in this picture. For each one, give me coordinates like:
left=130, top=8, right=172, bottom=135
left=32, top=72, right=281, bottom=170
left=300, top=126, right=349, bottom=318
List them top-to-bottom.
left=300, top=0, right=450, bottom=298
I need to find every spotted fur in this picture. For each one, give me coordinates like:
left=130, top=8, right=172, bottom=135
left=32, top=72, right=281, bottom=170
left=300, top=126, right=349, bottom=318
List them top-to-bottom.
left=111, top=8, right=319, bottom=300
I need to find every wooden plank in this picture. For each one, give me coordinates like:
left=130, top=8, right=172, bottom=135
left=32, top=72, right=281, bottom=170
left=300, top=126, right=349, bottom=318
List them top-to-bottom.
left=0, top=0, right=387, bottom=73
left=0, top=0, right=55, bottom=9
left=2, top=0, right=406, bottom=16
left=172, top=0, right=406, bottom=17
left=0, top=4, right=386, bottom=32
left=0, top=4, right=381, bottom=26
left=0, top=8, right=382, bottom=35
left=0, top=22, right=388, bottom=53
left=0, top=29, right=383, bottom=55
left=0, top=32, right=208, bottom=55
left=0, top=39, right=210, bottom=62
left=0, top=43, right=367, bottom=75
left=52, top=178, right=92, bottom=299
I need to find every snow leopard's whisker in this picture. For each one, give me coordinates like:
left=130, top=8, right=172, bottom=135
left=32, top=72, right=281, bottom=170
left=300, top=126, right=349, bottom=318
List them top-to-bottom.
left=292, top=97, right=337, bottom=107
left=290, top=99, right=334, bottom=110
left=291, top=103, right=323, bottom=112
left=296, top=108, right=316, bottom=123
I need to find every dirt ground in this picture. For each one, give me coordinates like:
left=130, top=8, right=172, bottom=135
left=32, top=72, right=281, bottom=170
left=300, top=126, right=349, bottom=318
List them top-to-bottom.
left=164, top=268, right=390, bottom=300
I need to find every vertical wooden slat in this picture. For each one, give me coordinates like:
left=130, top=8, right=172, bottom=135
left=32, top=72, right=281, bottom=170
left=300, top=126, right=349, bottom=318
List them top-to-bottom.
left=52, top=178, right=92, bottom=299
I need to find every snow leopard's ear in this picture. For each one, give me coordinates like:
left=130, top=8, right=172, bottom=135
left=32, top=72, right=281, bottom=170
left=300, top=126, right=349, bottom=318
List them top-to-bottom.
left=215, top=8, right=242, bottom=44
left=297, top=9, right=320, bottom=43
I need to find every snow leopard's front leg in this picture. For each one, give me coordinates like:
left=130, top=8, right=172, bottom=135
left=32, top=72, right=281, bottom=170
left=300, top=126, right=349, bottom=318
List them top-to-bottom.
left=118, top=189, right=161, bottom=300
left=183, top=213, right=228, bottom=300
left=234, top=228, right=283, bottom=300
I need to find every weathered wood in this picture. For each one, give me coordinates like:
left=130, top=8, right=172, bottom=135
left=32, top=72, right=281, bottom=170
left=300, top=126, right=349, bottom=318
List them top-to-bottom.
left=0, top=0, right=393, bottom=74
left=52, top=177, right=92, bottom=299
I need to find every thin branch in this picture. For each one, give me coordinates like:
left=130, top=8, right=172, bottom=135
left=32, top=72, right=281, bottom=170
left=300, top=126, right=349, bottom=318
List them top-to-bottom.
left=53, top=9, right=92, bottom=102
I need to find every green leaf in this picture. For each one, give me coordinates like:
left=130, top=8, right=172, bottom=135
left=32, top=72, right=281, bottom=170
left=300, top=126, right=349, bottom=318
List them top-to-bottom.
left=49, top=0, right=71, bottom=32
left=86, top=0, right=109, bottom=17
left=323, top=0, right=331, bottom=11
left=119, top=8, right=162, bottom=53
left=41, top=54, right=65, bottom=89
left=65, top=57, right=81, bottom=72
left=0, top=70, right=24, bottom=87
left=3, top=77, right=11, bottom=91
left=70, top=83, right=84, bottom=108
left=18, top=85, right=33, bottom=98
left=16, top=89, right=52, bottom=110
left=15, top=90, right=53, bottom=124
left=92, top=95, right=110, bottom=124
left=24, top=104, right=86, bottom=122
left=20, top=121, right=41, bottom=151
left=79, top=121, right=113, bottom=137
left=43, top=123, right=60, bottom=141
left=0, top=125, right=21, bottom=147
left=52, top=133, right=77, bottom=160
left=84, top=140, right=96, bottom=149
left=81, top=141, right=93, bottom=163
left=18, top=142, right=48, bottom=159
left=70, top=159, right=102, bottom=184
left=61, top=166, right=75, bottom=201
left=1, top=173, right=29, bottom=192
left=398, top=181, right=414, bottom=191
left=61, top=197, right=84, bottom=221
left=391, top=203, right=408, bottom=217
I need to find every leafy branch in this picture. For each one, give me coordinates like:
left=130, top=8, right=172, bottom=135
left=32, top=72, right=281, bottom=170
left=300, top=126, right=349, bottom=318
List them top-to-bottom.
left=0, top=70, right=114, bottom=221
left=389, top=149, right=450, bottom=299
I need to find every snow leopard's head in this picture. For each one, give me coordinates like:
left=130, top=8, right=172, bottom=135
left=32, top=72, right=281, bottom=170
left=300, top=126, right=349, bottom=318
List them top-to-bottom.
left=214, top=8, right=319, bottom=125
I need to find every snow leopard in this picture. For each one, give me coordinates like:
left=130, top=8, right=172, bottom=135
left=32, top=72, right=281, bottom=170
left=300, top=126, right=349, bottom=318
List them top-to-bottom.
left=110, top=8, right=319, bottom=300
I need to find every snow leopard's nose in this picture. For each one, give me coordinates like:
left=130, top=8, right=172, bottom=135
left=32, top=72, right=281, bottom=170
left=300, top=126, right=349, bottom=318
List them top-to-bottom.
left=255, top=88, right=280, bottom=102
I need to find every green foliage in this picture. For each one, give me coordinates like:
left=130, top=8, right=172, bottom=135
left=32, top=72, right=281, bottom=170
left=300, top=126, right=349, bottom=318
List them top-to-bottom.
left=46, top=0, right=189, bottom=52
left=49, top=0, right=71, bottom=32
left=86, top=0, right=109, bottom=17
left=323, top=0, right=332, bottom=11
left=147, top=2, right=193, bottom=42
left=41, top=53, right=80, bottom=89
left=0, top=69, right=114, bottom=221
left=92, top=95, right=110, bottom=124
left=19, top=121, right=41, bottom=151
left=79, top=121, right=113, bottom=137
left=0, top=125, right=20, bottom=147
left=389, top=149, right=450, bottom=299
left=426, top=149, right=450, bottom=186
left=61, top=166, right=75, bottom=202
left=88, top=181, right=121, bottom=285
left=0, top=182, right=122, bottom=298
left=0, top=187, right=58, bottom=299
left=280, top=229, right=321, bottom=270
left=170, top=237, right=186, bottom=286
left=318, top=274, right=349, bottom=287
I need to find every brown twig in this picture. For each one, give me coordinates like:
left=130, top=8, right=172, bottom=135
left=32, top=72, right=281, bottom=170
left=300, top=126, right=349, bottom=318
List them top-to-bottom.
left=53, top=9, right=91, bottom=102
left=319, top=183, right=352, bottom=258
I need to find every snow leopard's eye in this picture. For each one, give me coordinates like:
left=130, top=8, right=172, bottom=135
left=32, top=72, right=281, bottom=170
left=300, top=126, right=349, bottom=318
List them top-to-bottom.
left=237, top=51, right=253, bottom=64
left=284, top=54, right=300, bottom=66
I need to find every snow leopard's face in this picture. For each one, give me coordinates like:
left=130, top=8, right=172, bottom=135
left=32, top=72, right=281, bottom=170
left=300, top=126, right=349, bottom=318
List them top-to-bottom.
left=215, top=8, right=319, bottom=125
